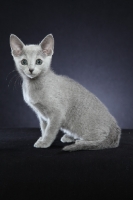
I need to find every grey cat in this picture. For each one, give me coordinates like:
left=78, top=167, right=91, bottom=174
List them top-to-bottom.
left=10, top=34, right=121, bottom=151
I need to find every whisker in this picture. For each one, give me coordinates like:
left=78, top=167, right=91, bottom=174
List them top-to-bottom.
left=6, top=69, right=17, bottom=80
left=8, top=74, right=18, bottom=88
left=13, top=75, right=20, bottom=91
left=16, top=76, right=22, bottom=89
left=18, top=76, right=21, bottom=86
left=19, top=78, right=22, bottom=87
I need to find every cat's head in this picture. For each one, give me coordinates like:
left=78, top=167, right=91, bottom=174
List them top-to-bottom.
left=10, top=34, right=54, bottom=79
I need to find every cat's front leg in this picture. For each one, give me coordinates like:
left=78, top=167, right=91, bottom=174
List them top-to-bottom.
left=34, top=112, right=63, bottom=148
left=34, top=117, right=49, bottom=148
left=34, top=118, right=47, bottom=146
left=61, top=134, right=75, bottom=143
left=34, top=137, right=50, bottom=148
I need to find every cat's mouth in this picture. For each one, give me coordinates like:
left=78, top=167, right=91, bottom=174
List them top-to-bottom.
left=22, top=69, right=41, bottom=79
left=24, top=72, right=38, bottom=79
left=27, top=74, right=38, bottom=79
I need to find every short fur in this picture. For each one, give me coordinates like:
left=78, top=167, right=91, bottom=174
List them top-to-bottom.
left=10, top=34, right=121, bottom=151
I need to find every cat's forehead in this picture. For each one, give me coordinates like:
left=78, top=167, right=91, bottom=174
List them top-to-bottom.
left=23, top=45, right=42, bottom=56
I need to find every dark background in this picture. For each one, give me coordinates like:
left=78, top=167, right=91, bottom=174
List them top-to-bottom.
left=0, top=0, right=133, bottom=128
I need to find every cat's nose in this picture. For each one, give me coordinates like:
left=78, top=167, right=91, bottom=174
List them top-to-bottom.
left=29, top=69, right=34, bottom=74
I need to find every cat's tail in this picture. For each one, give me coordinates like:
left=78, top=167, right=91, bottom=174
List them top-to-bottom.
left=63, top=125, right=121, bottom=152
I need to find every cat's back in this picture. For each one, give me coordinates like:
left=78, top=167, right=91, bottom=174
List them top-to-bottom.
left=39, top=71, right=114, bottom=121
left=55, top=72, right=114, bottom=119
left=56, top=73, right=103, bottom=105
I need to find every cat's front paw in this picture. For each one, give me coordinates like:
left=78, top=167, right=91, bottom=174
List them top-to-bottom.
left=34, top=137, right=50, bottom=148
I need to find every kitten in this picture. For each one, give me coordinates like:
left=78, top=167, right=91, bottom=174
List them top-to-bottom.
left=10, top=34, right=121, bottom=151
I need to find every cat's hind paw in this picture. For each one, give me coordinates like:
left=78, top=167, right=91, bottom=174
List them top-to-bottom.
left=61, top=134, right=75, bottom=143
left=62, top=144, right=77, bottom=152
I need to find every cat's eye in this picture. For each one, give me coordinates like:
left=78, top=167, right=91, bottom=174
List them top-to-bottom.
left=21, top=59, right=28, bottom=65
left=36, top=59, right=43, bottom=65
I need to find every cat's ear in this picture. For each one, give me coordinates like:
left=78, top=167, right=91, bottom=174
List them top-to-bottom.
left=10, top=34, right=25, bottom=57
left=39, top=34, right=54, bottom=56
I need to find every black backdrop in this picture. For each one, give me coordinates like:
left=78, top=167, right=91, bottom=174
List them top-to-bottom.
left=0, top=0, right=133, bottom=128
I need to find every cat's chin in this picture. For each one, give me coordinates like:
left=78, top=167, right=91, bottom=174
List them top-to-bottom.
left=26, top=74, right=39, bottom=79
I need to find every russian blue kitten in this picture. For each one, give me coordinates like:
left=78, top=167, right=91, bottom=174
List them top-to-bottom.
left=10, top=34, right=121, bottom=151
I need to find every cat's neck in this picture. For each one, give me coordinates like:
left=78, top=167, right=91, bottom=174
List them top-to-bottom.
left=22, top=69, right=55, bottom=89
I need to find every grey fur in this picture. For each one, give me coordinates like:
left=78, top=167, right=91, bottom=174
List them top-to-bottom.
left=10, top=34, right=121, bottom=151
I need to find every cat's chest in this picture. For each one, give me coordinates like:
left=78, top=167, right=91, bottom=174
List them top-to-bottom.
left=22, top=85, right=40, bottom=105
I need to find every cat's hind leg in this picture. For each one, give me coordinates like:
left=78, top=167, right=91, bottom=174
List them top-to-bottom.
left=61, top=134, right=75, bottom=143
left=62, top=137, right=119, bottom=152
left=62, top=140, right=105, bottom=151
